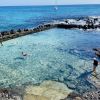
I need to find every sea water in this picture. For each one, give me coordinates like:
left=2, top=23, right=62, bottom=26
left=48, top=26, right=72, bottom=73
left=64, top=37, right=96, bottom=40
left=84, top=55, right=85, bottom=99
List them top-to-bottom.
left=0, top=5, right=100, bottom=91
left=0, top=5, right=100, bottom=31
left=0, top=28, right=100, bottom=91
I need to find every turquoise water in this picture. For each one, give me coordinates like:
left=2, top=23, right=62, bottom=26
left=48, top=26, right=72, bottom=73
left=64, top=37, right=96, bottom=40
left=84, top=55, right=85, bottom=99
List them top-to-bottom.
left=0, top=5, right=100, bottom=92
left=1, top=5, right=100, bottom=31
left=0, top=28, right=100, bottom=92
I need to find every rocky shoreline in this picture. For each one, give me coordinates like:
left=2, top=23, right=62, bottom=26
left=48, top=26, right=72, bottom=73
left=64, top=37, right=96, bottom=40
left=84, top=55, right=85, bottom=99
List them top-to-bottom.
left=0, top=16, right=100, bottom=100
left=1, top=16, right=100, bottom=43
left=0, top=74, right=100, bottom=100
left=0, top=76, right=99, bottom=100
left=0, top=81, right=72, bottom=100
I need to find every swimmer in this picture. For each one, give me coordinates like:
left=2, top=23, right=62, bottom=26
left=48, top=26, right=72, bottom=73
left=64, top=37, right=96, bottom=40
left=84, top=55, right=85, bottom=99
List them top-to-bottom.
left=22, top=52, right=27, bottom=56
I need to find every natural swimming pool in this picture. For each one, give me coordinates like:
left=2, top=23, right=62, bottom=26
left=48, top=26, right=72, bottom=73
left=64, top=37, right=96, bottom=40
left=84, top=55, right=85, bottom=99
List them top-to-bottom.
left=0, top=28, right=100, bottom=92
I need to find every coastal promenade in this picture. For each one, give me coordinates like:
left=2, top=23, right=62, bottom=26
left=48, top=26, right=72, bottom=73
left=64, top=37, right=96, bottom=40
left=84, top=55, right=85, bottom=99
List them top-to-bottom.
left=0, top=16, right=100, bottom=42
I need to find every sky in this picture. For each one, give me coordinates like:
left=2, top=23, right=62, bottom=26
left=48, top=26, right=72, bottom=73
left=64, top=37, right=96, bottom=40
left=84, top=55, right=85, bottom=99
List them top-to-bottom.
left=0, top=0, right=100, bottom=6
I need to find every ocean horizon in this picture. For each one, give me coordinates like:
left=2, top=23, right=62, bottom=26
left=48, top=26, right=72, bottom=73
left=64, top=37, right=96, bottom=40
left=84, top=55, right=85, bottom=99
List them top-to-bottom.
left=0, top=4, right=100, bottom=31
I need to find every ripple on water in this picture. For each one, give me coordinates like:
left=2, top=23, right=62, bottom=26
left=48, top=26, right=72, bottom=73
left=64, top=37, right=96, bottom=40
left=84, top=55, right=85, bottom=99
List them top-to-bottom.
left=0, top=29, right=100, bottom=92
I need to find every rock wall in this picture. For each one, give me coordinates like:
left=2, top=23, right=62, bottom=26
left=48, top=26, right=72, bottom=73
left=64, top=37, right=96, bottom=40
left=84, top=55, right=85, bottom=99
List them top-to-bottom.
left=1, top=16, right=100, bottom=43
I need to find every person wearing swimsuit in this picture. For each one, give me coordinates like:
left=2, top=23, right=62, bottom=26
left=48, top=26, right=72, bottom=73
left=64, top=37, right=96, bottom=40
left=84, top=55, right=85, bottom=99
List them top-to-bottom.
left=93, top=58, right=99, bottom=73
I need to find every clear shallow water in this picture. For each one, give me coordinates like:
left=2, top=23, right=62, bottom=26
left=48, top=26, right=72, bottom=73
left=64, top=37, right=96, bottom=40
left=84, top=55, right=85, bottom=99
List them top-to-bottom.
left=0, top=5, right=100, bottom=92
left=1, top=5, right=100, bottom=31
left=0, top=28, right=100, bottom=90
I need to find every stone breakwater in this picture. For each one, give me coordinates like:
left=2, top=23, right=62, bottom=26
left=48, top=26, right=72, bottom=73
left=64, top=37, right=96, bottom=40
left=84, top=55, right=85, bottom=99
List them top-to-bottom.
left=0, top=16, right=100, bottom=42
left=57, top=16, right=100, bottom=29
left=0, top=23, right=57, bottom=43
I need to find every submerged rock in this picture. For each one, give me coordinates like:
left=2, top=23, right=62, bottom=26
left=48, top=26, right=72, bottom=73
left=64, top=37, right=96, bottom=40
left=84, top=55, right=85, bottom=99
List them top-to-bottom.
left=87, top=73, right=100, bottom=88
left=24, top=80, right=72, bottom=100
left=64, top=92, right=83, bottom=100
left=24, top=94, right=50, bottom=100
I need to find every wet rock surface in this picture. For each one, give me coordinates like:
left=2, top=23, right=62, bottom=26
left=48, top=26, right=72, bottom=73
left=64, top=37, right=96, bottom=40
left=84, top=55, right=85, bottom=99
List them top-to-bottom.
left=1, top=16, right=100, bottom=42
left=93, top=48, right=100, bottom=57
left=65, top=71, right=100, bottom=100
left=87, top=72, right=100, bottom=88
left=0, top=74, right=100, bottom=100
left=24, top=81, right=72, bottom=100
left=0, top=88, right=23, bottom=100
left=64, top=89, right=100, bottom=100
left=83, top=90, right=100, bottom=100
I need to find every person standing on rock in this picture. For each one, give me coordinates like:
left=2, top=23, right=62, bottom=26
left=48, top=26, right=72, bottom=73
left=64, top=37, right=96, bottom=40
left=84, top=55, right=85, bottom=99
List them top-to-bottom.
left=92, top=57, right=99, bottom=73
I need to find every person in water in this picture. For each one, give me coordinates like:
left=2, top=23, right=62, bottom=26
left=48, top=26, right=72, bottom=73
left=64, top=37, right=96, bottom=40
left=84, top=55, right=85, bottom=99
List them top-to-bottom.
left=22, top=52, right=27, bottom=56
left=93, top=57, right=99, bottom=73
